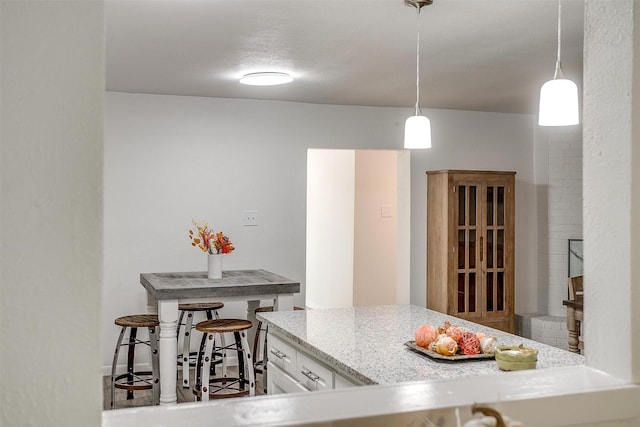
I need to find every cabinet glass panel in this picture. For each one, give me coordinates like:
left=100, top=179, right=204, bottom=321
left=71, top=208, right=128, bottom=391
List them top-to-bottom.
left=458, top=186, right=466, bottom=226
left=469, top=186, right=477, bottom=226
left=486, top=187, right=494, bottom=226
left=497, top=187, right=505, bottom=226
left=458, top=230, right=465, bottom=269
left=469, top=230, right=476, bottom=269
left=486, top=230, right=494, bottom=268
left=497, top=230, right=504, bottom=269
left=486, top=272, right=494, bottom=311
left=497, top=272, right=505, bottom=311
left=457, top=273, right=465, bottom=313
left=469, top=273, right=476, bottom=313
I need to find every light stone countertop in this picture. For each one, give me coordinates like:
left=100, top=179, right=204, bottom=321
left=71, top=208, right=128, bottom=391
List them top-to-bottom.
left=257, top=304, right=584, bottom=385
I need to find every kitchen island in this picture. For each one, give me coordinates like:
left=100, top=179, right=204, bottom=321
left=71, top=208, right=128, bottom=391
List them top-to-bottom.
left=257, top=304, right=584, bottom=389
left=104, top=305, right=638, bottom=426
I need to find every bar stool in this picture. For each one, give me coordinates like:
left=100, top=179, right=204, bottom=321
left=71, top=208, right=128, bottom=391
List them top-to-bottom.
left=177, top=302, right=225, bottom=388
left=253, top=305, right=304, bottom=393
left=110, top=314, right=159, bottom=409
left=193, top=318, right=254, bottom=401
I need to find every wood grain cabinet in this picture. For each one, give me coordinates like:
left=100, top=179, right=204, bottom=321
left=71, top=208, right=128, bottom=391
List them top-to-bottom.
left=426, top=170, right=516, bottom=333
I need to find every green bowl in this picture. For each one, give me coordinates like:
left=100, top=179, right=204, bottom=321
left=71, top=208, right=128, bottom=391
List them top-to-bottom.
left=495, top=345, right=538, bottom=371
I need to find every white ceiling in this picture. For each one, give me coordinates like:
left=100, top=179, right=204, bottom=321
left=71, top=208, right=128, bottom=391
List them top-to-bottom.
left=105, top=0, right=584, bottom=114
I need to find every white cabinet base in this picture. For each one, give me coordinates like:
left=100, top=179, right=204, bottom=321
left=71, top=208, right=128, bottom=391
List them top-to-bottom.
left=266, top=332, right=359, bottom=394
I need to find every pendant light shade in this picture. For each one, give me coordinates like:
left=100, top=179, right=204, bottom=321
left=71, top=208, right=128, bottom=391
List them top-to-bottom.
left=403, top=0, right=433, bottom=149
left=538, top=0, right=580, bottom=126
left=539, top=78, right=579, bottom=126
left=404, top=115, right=432, bottom=149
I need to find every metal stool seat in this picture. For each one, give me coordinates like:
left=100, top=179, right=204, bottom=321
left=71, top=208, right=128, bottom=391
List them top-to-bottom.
left=177, top=302, right=225, bottom=388
left=253, top=305, right=304, bottom=393
left=110, top=314, right=159, bottom=409
left=192, top=319, right=255, bottom=401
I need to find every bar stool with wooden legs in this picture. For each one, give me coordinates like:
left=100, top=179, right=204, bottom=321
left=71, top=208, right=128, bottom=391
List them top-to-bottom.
left=177, top=302, right=225, bottom=389
left=253, top=305, right=304, bottom=393
left=110, top=314, right=160, bottom=409
left=193, top=319, right=255, bottom=401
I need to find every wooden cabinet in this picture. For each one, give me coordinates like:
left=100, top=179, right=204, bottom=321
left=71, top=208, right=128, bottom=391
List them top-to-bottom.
left=426, top=170, right=515, bottom=333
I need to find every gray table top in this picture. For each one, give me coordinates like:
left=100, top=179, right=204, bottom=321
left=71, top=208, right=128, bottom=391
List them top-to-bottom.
left=140, top=269, right=300, bottom=300
left=258, top=304, right=585, bottom=385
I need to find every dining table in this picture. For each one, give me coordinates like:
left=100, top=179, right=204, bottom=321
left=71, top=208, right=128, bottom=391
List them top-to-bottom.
left=140, top=269, right=300, bottom=405
left=563, top=298, right=584, bottom=354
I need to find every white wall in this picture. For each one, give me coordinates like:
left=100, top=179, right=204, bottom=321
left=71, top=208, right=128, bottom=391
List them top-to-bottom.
left=583, top=0, right=639, bottom=381
left=1, top=1, right=104, bottom=425
left=104, top=92, right=538, bottom=369
left=409, top=110, right=538, bottom=314
left=534, top=126, right=583, bottom=316
left=306, top=149, right=355, bottom=308
left=307, top=149, right=410, bottom=309
left=354, top=150, right=399, bottom=306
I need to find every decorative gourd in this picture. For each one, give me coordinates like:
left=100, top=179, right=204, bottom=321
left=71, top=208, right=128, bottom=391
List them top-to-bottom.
left=415, top=324, right=438, bottom=348
left=445, top=325, right=463, bottom=342
left=458, top=331, right=481, bottom=355
left=435, top=335, right=458, bottom=356
left=480, top=336, right=498, bottom=355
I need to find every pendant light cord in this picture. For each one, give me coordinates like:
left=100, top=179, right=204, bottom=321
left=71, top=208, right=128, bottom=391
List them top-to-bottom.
left=554, top=0, right=564, bottom=79
left=414, top=7, right=421, bottom=115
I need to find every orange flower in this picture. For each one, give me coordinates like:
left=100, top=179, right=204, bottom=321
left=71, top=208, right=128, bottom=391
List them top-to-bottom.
left=188, top=220, right=235, bottom=255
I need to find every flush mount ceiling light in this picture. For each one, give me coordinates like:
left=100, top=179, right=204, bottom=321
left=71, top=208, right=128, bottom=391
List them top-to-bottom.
left=403, top=0, right=432, bottom=149
left=538, top=0, right=580, bottom=126
left=239, top=72, right=293, bottom=86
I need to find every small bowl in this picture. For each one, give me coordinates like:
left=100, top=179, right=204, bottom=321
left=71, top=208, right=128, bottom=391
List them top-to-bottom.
left=495, top=345, right=538, bottom=371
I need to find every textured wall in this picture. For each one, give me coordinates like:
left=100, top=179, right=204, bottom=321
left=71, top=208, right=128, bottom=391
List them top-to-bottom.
left=583, top=0, right=638, bottom=380
left=0, top=1, right=104, bottom=425
left=535, top=126, right=583, bottom=317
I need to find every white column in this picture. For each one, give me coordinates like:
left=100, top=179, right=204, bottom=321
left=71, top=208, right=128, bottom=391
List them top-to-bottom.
left=583, top=0, right=639, bottom=381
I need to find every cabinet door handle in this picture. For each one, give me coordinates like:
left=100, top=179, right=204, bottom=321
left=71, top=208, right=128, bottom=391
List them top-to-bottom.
left=480, top=236, right=483, bottom=263
left=270, top=349, right=289, bottom=361
left=301, top=369, right=320, bottom=382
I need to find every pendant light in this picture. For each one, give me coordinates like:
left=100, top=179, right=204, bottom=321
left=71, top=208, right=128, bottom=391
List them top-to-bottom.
left=404, top=0, right=432, bottom=149
left=538, top=0, right=579, bottom=126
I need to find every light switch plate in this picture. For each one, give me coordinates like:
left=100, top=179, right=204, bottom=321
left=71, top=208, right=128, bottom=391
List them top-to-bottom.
left=380, top=205, right=393, bottom=218
left=243, top=210, right=258, bottom=226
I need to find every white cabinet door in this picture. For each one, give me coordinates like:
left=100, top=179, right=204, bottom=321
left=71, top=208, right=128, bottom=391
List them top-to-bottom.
left=267, top=334, right=297, bottom=376
left=296, top=351, right=333, bottom=391
left=267, top=362, right=309, bottom=394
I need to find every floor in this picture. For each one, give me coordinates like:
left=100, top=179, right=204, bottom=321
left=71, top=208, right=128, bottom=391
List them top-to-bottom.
left=104, top=366, right=266, bottom=410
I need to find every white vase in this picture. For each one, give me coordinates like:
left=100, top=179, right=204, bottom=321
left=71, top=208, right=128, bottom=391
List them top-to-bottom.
left=207, top=253, right=222, bottom=279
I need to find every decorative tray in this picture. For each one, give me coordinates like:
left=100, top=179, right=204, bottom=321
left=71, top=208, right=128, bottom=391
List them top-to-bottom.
left=404, top=341, right=495, bottom=362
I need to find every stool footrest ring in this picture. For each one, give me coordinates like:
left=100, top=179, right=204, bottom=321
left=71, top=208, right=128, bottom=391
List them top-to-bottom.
left=113, top=371, right=155, bottom=391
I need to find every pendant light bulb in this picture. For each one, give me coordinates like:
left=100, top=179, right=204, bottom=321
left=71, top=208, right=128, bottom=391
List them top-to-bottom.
left=403, top=0, right=432, bottom=149
left=538, top=0, right=580, bottom=126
